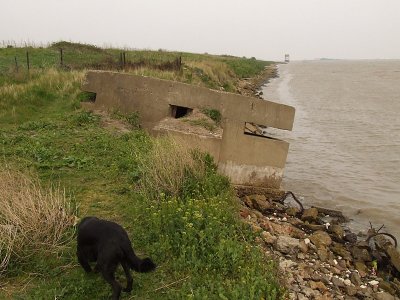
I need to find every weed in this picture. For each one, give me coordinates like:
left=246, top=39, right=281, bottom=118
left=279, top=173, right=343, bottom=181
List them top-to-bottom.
left=201, top=108, right=222, bottom=125
left=184, top=118, right=217, bottom=132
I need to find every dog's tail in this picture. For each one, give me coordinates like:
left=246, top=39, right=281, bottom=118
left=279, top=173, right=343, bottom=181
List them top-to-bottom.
left=123, top=245, right=156, bottom=273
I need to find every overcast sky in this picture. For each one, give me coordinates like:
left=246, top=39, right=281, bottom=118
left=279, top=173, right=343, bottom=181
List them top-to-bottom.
left=1, top=0, right=400, bottom=61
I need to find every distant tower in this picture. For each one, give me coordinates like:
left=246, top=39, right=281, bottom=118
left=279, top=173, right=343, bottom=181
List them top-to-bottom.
left=284, top=54, right=290, bottom=63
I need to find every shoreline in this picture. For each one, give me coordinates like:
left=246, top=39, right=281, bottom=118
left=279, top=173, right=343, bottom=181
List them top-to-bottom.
left=236, top=63, right=279, bottom=98
left=238, top=68, right=400, bottom=299
left=236, top=187, right=400, bottom=299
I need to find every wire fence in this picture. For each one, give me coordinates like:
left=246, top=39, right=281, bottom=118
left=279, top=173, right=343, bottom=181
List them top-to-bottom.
left=0, top=41, right=182, bottom=74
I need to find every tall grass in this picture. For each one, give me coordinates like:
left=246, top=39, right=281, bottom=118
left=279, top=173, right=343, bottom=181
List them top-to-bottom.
left=137, top=137, right=207, bottom=200
left=0, top=169, right=76, bottom=275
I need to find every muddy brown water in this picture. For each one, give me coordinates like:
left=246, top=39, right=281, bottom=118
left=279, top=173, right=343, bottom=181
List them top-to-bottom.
left=262, top=60, right=400, bottom=240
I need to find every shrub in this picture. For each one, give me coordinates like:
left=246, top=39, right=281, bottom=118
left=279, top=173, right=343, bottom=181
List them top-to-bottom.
left=0, top=169, right=76, bottom=275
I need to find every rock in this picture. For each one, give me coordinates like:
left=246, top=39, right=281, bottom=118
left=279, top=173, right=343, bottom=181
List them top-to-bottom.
left=246, top=194, right=271, bottom=212
left=242, top=195, right=253, bottom=208
left=239, top=207, right=251, bottom=218
left=286, top=207, right=299, bottom=217
left=302, top=207, right=319, bottom=223
left=287, top=217, right=304, bottom=227
left=259, top=219, right=305, bottom=239
left=302, top=223, right=326, bottom=232
left=251, top=224, right=262, bottom=233
left=329, top=225, right=345, bottom=240
left=261, top=231, right=276, bottom=244
left=310, top=231, right=333, bottom=248
left=344, top=232, right=358, bottom=244
left=275, top=236, right=300, bottom=255
left=299, top=240, right=309, bottom=253
left=331, top=242, right=352, bottom=261
left=351, top=246, right=372, bottom=262
left=387, top=246, right=400, bottom=273
left=317, top=247, right=329, bottom=262
left=297, top=253, right=306, bottom=259
left=279, top=259, right=297, bottom=269
left=338, top=259, right=347, bottom=269
left=354, top=261, right=368, bottom=277
left=330, top=266, right=342, bottom=275
left=350, top=271, right=362, bottom=286
left=332, top=276, right=345, bottom=288
left=343, top=279, right=351, bottom=286
left=309, top=280, right=328, bottom=292
left=368, top=280, right=379, bottom=286
left=379, top=281, right=395, bottom=294
left=302, top=286, right=317, bottom=298
left=345, top=286, right=358, bottom=296
left=374, top=291, right=397, bottom=300
left=297, top=293, right=308, bottom=300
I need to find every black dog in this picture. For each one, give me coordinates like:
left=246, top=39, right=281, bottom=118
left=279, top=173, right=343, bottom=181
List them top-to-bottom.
left=77, top=217, right=156, bottom=299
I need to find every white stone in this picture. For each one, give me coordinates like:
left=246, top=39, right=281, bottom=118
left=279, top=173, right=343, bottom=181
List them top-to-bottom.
left=369, top=280, right=379, bottom=286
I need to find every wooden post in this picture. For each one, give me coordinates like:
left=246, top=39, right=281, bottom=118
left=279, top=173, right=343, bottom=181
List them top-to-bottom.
left=60, top=48, right=63, bottom=67
left=26, top=51, right=30, bottom=71
left=119, top=52, right=123, bottom=69
left=123, top=52, right=126, bottom=67
left=14, top=56, right=18, bottom=72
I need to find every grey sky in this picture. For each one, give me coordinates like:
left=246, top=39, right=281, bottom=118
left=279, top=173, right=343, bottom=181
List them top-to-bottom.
left=1, top=0, right=399, bottom=60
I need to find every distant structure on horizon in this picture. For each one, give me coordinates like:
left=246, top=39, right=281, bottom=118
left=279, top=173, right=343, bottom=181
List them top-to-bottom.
left=284, top=54, right=290, bottom=63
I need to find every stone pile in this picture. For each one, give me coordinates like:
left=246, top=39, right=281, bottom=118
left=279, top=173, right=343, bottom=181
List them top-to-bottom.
left=236, top=188, right=400, bottom=300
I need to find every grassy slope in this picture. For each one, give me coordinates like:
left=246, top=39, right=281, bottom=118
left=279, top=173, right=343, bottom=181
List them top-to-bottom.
left=0, top=43, right=282, bottom=299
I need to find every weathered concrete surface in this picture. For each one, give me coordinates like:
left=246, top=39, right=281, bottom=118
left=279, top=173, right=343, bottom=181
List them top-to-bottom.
left=82, top=71, right=295, bottom=188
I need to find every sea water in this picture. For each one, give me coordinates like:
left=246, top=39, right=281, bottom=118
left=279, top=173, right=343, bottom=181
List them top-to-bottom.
left=262, top=60, right=400, bottom=239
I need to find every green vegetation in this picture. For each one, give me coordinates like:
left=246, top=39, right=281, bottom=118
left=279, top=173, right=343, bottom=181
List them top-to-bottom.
left=0, top=41, right=272, bottom=91
left=0, top=42, right=282, bottom=299
left=201, top=108, right=222, bottom=125
left=183, top=118, right=217, bottom=132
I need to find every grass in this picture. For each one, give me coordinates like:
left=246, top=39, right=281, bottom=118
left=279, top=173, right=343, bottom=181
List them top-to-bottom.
left=0, top=41, right=272, bottom=92
left=0, top=43, right=283, bottom=299
left=0, top=169, right=76, bottom=276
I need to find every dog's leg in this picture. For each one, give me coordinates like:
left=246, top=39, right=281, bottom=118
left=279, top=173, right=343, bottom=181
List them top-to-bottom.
left=77, top=248, right=92, bottom=273
left=121, top=261, right=133, bottom=293
left=101, top=263, right=122, bottom=300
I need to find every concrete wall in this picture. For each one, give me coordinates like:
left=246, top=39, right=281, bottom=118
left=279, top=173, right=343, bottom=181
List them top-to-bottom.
left=82, top=71, right=295, bottom=188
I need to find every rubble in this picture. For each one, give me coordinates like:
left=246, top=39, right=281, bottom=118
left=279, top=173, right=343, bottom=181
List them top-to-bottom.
left=236, top=187, right=400, bottom=300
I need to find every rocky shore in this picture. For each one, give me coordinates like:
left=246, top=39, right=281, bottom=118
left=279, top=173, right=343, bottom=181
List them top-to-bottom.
left=236, top=63, right=278, bottom=98
left=235, top=187, right=400, bottom=300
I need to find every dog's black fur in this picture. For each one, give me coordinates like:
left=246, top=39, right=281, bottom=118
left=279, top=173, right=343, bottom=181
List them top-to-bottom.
left=77, top=217, right=156, bottom=300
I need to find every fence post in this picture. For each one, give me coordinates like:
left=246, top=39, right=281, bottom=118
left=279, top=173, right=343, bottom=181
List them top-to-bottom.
left=60, top=48, right=63, bottom=68
left=26, top=51, right=30, bottom=71
left=119, top=52, right=123, bottom=69
left=123, top=52, right=126, bottom=67
left=14, top=56, right=19, bottom=72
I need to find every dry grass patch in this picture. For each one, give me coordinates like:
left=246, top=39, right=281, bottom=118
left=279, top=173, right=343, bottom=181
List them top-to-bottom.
left=137, top=136, right=207, bottom=200
left=0, top=169, right=77, bottom=275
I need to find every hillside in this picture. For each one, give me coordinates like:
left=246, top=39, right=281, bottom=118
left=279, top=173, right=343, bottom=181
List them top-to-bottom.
left=0, top=42, right=283, bottom=299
